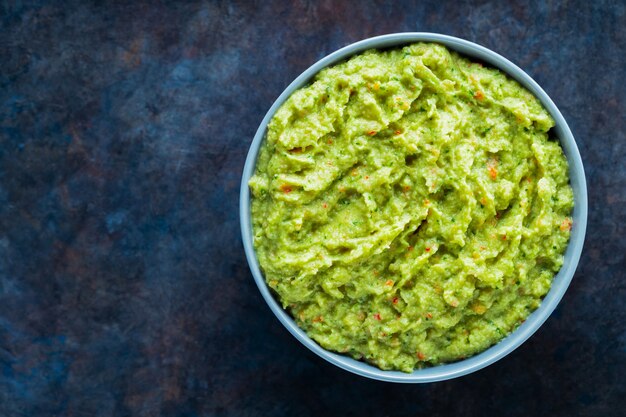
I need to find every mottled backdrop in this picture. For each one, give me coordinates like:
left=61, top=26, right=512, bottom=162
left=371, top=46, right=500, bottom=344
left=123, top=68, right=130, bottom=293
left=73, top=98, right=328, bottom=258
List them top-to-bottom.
left=0, top=1, right=624, bottom=416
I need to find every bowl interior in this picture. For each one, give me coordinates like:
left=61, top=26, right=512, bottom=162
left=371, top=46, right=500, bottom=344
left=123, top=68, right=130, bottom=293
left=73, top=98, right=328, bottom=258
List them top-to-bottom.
left=240, top=33, right=588, bottom=383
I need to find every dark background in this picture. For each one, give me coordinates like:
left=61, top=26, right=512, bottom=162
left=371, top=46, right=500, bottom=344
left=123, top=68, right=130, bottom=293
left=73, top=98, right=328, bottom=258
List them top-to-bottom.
left=1, top=0, right=624, bottom=416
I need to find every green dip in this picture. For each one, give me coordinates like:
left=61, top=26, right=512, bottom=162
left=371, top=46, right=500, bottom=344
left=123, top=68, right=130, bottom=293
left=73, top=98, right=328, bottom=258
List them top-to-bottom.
left=249, top=43, right=573, bottom=372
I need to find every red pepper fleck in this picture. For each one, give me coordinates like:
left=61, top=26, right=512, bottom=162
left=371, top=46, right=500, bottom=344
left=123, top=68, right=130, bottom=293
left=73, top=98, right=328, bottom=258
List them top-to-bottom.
left=474, top=90, right=485, bottom=101
left=367, top=130, right=377, bottom=136
left=394, top=130, right=402, bottom=135
left=327, top=139, right=333, bottom=145
left=488, top=165, right=498, bottom=180
left=364, top=176, right=369, bottom=180
left=280, top=185, right=292, bottom=194
left=403, top=185, right=411, bottom=192
left=322, top=202, right=328, bottom=209
left=560, top=218, right=573, bottom=231
left=501, top=234, right=507, bottom=241
left=425, top=247, right=431, bottom=252
left=385, top=279, right=394, bottom=286
left=392, top=297, right=399, bottom=305
left=425, top=312, right=433, bottom=319
left=373, top=313, right=382, bottom=321
left=312, top=316, right=323, bottom=323
left=417, top=352, right=426, bottom=360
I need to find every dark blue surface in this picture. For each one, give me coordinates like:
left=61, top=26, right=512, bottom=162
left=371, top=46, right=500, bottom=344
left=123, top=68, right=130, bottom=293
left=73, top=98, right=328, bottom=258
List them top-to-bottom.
left=0, top=1, right=624, bottom=416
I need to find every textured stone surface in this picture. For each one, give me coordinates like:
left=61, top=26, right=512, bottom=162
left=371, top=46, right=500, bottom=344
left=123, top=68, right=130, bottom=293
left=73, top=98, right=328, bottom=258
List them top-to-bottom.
left=0, top=1, right=624, bottom=416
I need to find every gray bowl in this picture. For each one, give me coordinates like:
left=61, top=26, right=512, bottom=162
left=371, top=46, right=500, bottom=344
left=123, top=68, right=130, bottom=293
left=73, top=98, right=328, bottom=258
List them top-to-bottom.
left=240, top=33, right=587, bottom=383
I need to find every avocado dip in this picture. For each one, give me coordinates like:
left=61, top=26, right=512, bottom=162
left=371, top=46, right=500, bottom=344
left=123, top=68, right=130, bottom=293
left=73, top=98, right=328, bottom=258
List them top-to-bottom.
left=248, top=43, right=573, bottom=372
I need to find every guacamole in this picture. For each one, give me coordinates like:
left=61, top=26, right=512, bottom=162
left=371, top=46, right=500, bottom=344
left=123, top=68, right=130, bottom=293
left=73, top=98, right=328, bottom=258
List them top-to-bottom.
left=249, top=43, right=573, bottom=372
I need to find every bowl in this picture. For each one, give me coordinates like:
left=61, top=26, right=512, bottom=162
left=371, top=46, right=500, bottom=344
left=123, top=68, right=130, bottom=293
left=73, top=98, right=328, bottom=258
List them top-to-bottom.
left=239, top=33, right=587, bottom=383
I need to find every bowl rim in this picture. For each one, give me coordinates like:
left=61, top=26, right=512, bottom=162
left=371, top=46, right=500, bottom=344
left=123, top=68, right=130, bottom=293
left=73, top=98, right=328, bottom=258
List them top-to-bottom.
left=239, top=32, right=588, bottom=383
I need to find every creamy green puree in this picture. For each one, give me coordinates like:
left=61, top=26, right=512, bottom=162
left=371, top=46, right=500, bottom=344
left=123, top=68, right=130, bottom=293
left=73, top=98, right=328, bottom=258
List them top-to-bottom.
left=249, top=43, right=573, bottom=372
